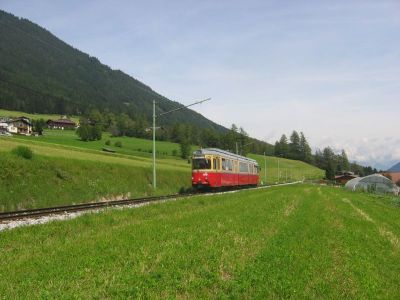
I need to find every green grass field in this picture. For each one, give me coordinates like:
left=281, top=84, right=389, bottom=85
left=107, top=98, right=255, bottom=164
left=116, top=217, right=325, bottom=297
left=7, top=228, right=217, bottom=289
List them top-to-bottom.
left=0, top=109, right=79, bottom=123
left=13, top=129, right=194, bottom=158
left=0, top=130, right=323, bottom=212
left=11, top=130, right=324, bottom=182
left=0, top=150, right=190, bottom=212
left=249, top=153, right=324, bottom=184
left=0, top=184, right=399, bottom=298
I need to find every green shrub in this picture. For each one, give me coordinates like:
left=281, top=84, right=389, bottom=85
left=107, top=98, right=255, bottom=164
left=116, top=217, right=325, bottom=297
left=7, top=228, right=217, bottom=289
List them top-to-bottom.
left=105, top=140, right=111, bottom=146
left=114, top=141, right=122, bottom=148
left=12, top=146, right=34, bottom=159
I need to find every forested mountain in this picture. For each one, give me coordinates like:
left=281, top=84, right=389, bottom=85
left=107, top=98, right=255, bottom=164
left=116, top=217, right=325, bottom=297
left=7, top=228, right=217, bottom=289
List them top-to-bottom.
left=0, top=10, right=225, bottom=131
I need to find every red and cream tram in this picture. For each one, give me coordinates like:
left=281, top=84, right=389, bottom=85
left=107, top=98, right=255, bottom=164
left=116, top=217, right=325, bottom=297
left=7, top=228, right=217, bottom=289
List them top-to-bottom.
left=192, top=148, right=260, bottom=189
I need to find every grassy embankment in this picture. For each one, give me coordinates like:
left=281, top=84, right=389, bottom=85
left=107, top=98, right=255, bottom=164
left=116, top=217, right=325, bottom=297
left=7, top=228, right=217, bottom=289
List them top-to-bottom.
left=11, top=129, right=324, bottom=183
left=13, top=129, right=194, bottom=158
left=0, top=130, right=323, bottom=211
left=0, top=136, right=190, bottom=212
left=249, top=153, right=323, bottom=183
left=0, top=184, right=399, bottom=298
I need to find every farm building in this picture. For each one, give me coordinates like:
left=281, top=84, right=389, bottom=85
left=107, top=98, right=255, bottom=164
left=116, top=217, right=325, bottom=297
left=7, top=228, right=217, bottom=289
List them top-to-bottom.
left=8, top=117, right=32, bottom=135
left=47, top=118, right=76, bottom=130
left=383, top=162, right=400, bottom=185
left=335, top=172, right=358, bottom=185
left=345, top=174, right=399, bottom=195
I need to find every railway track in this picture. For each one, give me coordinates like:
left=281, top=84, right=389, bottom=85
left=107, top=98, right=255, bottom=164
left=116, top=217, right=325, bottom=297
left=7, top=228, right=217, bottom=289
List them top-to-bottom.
left=0, top=181, right=302, bottom=224
left=0, top=193, right=190, bottom=223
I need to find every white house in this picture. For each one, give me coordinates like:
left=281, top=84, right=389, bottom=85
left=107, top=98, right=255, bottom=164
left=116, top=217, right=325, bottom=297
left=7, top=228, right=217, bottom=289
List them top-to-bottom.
left=7, top=123, right=18, bottom=134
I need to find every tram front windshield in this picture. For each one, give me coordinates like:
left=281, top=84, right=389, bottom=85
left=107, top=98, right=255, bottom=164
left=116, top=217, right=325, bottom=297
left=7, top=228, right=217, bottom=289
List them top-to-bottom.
left=192, top=158, right=211, bottom=170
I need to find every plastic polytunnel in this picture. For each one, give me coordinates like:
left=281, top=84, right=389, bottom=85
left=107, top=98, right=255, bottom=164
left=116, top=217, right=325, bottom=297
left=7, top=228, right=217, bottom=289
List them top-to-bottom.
left=345, top=174, right=399, bottom=195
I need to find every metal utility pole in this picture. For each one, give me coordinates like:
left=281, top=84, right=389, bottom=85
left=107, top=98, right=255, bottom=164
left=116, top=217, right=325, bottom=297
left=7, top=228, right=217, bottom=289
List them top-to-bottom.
left=152, top=98, right=211, bottom=190
left=153, top=100, right=156, bottom=189
left=236, top=142, right=239, bottom=155
left=264, top=152, right=267, bottom=185
left=277, top=156, right=280, bottom=183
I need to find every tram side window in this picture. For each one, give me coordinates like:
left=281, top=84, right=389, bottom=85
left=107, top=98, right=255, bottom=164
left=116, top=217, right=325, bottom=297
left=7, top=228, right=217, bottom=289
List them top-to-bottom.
left=193, top=158, right=211, bottom=170
left=213, top=158, right=220, bottom=171
left=222, top=158, right=227, bottom=170
left=226, top=160, right=233, bottom=172
left=239, top=162, right=247, bottom=172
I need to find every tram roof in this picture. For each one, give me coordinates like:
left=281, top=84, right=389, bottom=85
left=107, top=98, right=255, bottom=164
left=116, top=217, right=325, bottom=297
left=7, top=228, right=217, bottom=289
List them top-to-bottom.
left=192, top=148, right=258, bottom=165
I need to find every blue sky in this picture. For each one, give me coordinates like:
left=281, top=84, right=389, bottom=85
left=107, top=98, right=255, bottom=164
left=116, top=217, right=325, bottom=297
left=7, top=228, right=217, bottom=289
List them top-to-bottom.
left=2, top=0, right=400, bottom=169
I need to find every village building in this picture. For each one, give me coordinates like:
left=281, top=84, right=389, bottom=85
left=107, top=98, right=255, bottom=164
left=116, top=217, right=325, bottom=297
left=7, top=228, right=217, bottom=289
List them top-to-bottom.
left=8, top=117, right=32, bottom=135
left=47, top=118, right=76, bottom=130
left=335, top=172, right=358, bottom=185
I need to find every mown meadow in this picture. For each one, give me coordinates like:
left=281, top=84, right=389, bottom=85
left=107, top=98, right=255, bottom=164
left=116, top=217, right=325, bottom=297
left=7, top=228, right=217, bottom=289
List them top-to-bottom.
left=13, top=129, right=193, bottom=159
left=0, top=184, right=399, bottom=298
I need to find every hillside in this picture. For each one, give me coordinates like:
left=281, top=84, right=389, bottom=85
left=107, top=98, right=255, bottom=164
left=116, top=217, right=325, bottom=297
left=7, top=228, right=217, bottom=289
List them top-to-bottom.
left=0, top=10, right=224, bottom=131
left=0, top=132, right=323, bottom=211
left=1, top=185, right=399, bottom=298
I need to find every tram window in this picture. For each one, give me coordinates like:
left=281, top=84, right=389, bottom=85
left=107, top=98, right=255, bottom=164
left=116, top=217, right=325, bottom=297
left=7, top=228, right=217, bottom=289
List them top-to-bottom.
left=193, top=158, right=211, bottom=170
left=213, top=158, right=219, bottom=170
left=222, top=158, right=227, bottom=170
left=227, top=160, right=233, bottom=171
left=239, top=162, right=247, bottom=172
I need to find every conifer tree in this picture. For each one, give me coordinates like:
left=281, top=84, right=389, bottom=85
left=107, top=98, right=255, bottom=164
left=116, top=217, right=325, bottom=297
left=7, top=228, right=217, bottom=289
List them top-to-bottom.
left=289, top=131, right=301, bottom=159
left=299, top=132, right=312, bottom=163
left=274, top=134, right=289, bottom=157
left=341, top=150, right=350, bottom=171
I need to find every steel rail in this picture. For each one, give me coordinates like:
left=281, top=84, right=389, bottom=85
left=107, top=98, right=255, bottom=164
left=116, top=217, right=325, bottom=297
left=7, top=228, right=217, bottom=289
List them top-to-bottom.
left=0, top=181, right=302, bottom=223
left=0, top=193, right=190, bottom=222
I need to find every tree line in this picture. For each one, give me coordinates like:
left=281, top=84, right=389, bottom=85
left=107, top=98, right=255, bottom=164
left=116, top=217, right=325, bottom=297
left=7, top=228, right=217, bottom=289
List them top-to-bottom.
left=33, top=108, right=380, bottom=178
left=74, top=109, right=274, bottom=159
left=274, top=131, right=378, bottom=179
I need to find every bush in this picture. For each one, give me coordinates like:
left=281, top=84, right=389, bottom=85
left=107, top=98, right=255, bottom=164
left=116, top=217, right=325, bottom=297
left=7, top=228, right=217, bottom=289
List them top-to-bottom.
left=76, top=124, right=102, bottom=141
left=105, top=140, right=111, bottom=146
left=114, top=141, right=122, bottom=148
left=12, top=146, right=33, bottom=159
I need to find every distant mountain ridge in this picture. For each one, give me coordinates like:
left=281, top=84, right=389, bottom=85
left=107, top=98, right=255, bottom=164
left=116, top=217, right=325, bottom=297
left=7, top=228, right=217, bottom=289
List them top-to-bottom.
left=0, top=10, right=225, bottom=131
left=387, top=162, right=400, bottom=173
